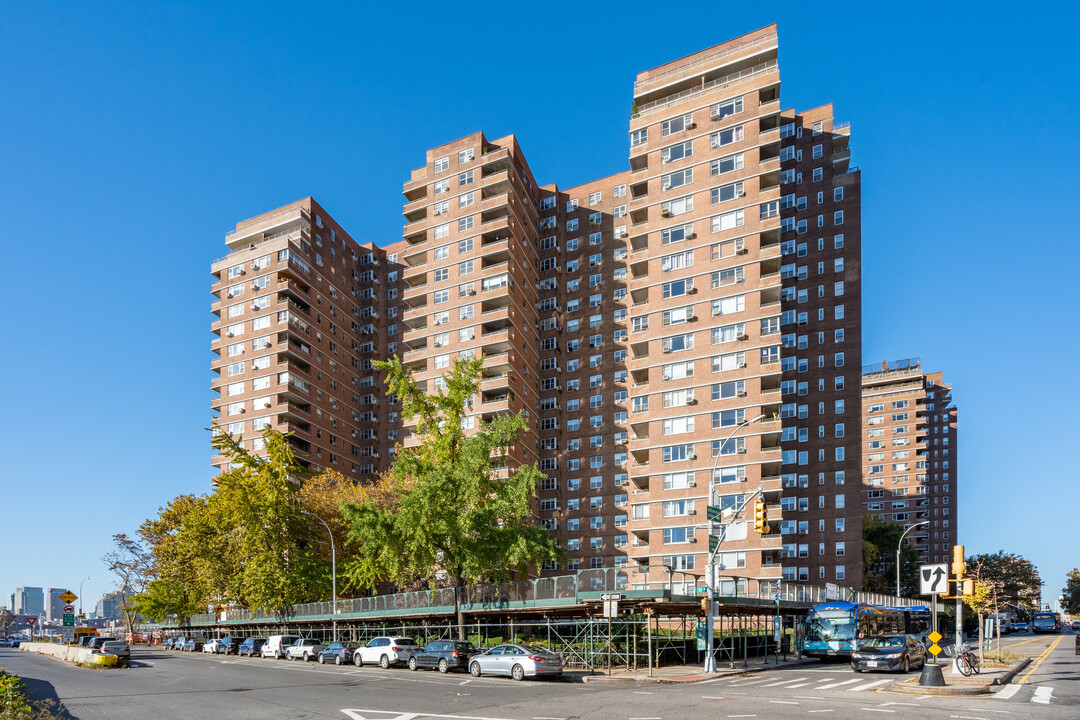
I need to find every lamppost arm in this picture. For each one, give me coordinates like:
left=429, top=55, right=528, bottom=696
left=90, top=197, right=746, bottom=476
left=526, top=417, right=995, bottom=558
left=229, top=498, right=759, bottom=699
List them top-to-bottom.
left=896, top=521, right=929, bottom=597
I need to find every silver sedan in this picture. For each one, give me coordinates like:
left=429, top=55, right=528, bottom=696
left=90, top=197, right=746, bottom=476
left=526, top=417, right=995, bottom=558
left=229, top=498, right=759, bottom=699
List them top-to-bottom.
left=468, top=643, right=563, bottom=680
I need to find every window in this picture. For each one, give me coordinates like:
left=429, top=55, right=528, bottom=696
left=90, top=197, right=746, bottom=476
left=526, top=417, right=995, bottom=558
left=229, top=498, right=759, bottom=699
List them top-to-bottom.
left=710, top=96, right=743, bottom=120
left=661, top=113, right=692, bottom=137
left=710, top=125, right=744, bottom=148
left=630, top=129, right=647, bottom=147
left=661, top=141, right=693, bottom=164
left=458, top=148, right=474, bottom=164
left=711, top=152, right=744, bottom=176
left=434, top=156, right=449, bottom=172
left=661, top=168, right=692, bottom=191
left=711, top=181, right=744, bottom=204
left=711, top=209, right=745, bottom=233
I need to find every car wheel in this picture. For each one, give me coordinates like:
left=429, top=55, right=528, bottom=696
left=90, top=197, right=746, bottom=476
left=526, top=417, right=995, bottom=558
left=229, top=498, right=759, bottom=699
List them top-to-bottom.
left=304, top=652, right=310, bottom=662
left=319, top=654, right=325, bottom=664
left=354, top=654, right=363, bottom=667
left=380, top=654, right=390, bottom=669
left=335, top=656, right=342, bottom=666
left=409, top=657, right=418, bottom=671
left=900, top=657, right=909, bottom=673
left=438, top=658, right=448, bottom=674
left=470, top=662, right=482, bottom=677
left=511, top=664, right=525, bottom=681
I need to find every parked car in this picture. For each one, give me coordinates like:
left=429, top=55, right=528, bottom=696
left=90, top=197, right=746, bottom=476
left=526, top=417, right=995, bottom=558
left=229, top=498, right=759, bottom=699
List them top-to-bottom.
left=1072, top=620, right=1080, bottom=632
left=260, top=634, right=302, bottom=660
left=851, top=634, right=926, bottom=673
left=79, top=636, right=96, bottom=647
left=354, top=636, right=419, bottom=668
left=88, top=637, right=118, bottom=651
left=162, top=637, right=176, bottom=650
left=217, top=637, right=242, bottom=655
left=238, top=637, right=266, bottom=657
left=284, top=637, right=324, bottom=661
left=0, top=638, right=19, bottom=648
left=182, top=638, right=205, bottom=652
left=202, top=638, right=223, bottom=654
left=95, top=640, right=131, bottom=665
left=408, top=640, right=478, bottom=673
left=317, top=642, right=359, bottom=665
left=468, top=643, right=563, bottom=680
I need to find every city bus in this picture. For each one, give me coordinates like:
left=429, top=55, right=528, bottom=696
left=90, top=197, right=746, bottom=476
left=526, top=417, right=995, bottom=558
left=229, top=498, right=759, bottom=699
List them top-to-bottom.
left=803, top=603, right=907, bottom=659
left=885, top=605, right=933, bottom=645
left=1032, top=611, right=1061, bottom=634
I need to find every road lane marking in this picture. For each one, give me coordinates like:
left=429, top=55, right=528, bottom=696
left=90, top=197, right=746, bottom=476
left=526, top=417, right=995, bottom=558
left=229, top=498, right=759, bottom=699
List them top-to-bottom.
left=1018, top=636, right=1064, bottom=684
left=760, top=677, right=807, bottom=687
left=728, top=678, right=771, bottom=686
left=817, top=679, right=861, bottom=689
left=849, top=680, right=893, bottom=692
left=785, top=682, right=812, bottom=688
left=993, top=685, right=1021, bottom=700
left=1030, top=686, right=1053, bottom=704
left=632, top=691, right=654, bottom=694
left=768, top=700, right=799, bottom=705
left=860, top=709, right=894, bottom=713
left=807, top=710, right=835, bottom=714
left=726, top=715, right=757, bottom=718
left=948, top=716, right=988, bottom=719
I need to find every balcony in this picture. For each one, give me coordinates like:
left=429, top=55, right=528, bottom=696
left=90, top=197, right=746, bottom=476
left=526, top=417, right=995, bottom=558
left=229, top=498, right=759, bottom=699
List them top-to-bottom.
left=832, top=145, right=851, bottom=172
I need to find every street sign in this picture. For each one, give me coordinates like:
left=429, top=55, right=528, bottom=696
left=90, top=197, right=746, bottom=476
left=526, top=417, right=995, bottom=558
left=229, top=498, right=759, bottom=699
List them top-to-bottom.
left=706, top=505, right=724, bottom=522
left=709, top=535, right=720, bottom=552
left=920, top=563, right=949, bottom=595
left=695, top=586, right=709, bottom=595
left=60, top=591, right=77, bottom=604
left=600, top=593, right=622, bottom=601
left=602, top=598, right=619, bottom=618
left=63, top=605, right=75, bottom=615
left=62, top=614, right=74, bottom=627
left=26, top=617, right=37, bottom=626
left=61, top=627, right=75, bottom=643
left=927, top=630, right=943, bottom=657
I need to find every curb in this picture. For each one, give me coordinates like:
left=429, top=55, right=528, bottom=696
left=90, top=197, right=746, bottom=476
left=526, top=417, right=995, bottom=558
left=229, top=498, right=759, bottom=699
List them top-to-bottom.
left=992, top=657, right=1031, bottom=686
left=891, top=680, right=993, bottom=697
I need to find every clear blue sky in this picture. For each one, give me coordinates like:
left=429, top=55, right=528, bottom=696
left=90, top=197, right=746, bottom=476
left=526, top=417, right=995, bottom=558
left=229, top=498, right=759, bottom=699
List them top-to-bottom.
left=2, top=1, right=1077, bottom=611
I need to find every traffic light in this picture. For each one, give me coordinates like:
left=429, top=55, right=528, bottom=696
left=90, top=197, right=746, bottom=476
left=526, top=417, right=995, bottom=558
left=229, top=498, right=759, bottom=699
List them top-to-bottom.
left=754, top=500, right=770, bottom=535
left=951, top=544, right=966, bottom=578
left=962, top=579, right=974, bottom=597
left=701, top=597, right=710, bottom=612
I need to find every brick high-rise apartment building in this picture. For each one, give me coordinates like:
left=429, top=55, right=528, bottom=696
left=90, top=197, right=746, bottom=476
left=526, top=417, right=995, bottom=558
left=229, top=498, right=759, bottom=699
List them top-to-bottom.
left=211, top=25, right=864, bottom=589
left=861, top=358, right=958, bottom=566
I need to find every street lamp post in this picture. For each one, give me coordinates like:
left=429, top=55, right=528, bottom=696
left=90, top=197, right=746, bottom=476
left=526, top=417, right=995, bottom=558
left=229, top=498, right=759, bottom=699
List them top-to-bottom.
left=704, top=414, right=767, bottom=673
left=303, top=510, right=337, bottom=642
left=896, top=521, right=929, bottom=597
left=78, top=576, right=90, bottom=620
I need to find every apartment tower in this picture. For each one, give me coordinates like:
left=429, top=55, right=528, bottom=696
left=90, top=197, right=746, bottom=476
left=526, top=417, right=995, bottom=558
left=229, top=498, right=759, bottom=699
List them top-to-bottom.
left=211, top=25, right=864, bottom=589
left=210, top=198, right=403, bottom=476
left=861, top=358, right=958, bottom=565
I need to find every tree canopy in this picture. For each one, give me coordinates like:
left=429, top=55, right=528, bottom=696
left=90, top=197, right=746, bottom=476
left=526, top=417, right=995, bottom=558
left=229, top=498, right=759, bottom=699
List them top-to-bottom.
left=343, top=355, right=561, bottom=633
left=861, top=515, right=919, bottom=595
left=965, top=551, right=1041, bottom=612
left=1062, top=568, right=1080, bottom=615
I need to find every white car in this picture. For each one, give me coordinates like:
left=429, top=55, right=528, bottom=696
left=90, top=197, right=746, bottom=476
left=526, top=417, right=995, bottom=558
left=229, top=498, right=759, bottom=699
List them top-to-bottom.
left=354, top=636, right=419, bottom=668
left=284, top=637, right=324, bottom=661
left=202, top=638, right=223, bottom=654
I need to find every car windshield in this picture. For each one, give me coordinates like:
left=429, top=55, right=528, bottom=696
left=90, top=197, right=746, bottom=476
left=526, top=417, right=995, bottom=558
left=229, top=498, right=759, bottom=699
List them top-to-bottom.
left=806, top=616, right=855, bottom=642
left=861, top=637, right=904, bottom=649
left=393, top=638, right=416, bottom=645
left=454, top=642, right=478, bottom=651
left=519, top=644, right=551, bottom=655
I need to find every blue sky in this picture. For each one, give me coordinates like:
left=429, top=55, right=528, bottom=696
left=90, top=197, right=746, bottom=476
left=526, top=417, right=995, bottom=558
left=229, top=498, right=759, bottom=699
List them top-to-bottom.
left=2, top=1, right=1077, bottom=612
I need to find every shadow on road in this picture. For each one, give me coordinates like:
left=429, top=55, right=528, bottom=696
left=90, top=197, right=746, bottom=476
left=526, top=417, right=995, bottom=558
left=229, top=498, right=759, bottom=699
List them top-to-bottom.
left=19, top=675, right=77, bottom=720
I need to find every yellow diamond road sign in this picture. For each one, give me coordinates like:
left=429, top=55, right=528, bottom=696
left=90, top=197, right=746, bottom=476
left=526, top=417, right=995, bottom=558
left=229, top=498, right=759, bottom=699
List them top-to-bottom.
left=60, top=591, right=77, bottom=604
left=928, top=631, right=942, bottom=644
left=928, top=643, right=942, bottom=656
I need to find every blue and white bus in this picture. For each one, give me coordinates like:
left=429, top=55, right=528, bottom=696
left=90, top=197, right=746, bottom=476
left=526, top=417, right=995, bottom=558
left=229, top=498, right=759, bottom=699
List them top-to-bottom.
left=803, top=603, right=907, bottom=659
left=885, top=605, right=933, bottom=646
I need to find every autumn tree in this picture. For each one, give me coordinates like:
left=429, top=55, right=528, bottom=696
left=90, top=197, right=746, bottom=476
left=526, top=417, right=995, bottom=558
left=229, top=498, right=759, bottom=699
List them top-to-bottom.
left=343, top=356, right=561, bottom=636
left=102, top=533, right=155, bottom=640
left=965, top=551, right=1041, bottom=613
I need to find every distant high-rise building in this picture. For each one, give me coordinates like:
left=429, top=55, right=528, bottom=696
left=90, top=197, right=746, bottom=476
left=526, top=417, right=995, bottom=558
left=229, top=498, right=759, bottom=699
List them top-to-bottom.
left=861, top=358, right=957, bottom=565
left=12, top=587, right=44, bottom=618
left=45, top=588, right=69, bottom=623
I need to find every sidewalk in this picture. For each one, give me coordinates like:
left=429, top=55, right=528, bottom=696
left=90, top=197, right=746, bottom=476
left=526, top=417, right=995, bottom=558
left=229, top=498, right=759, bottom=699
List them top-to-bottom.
left=573, top=653, right=818, bottom=684
left=889, top=657, right=1031, bottom=696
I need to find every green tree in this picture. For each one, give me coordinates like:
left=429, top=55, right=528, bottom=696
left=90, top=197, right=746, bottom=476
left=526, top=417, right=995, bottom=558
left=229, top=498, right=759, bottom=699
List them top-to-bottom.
left=343, top=356, right=561, bottom=635
left=206, top=427, right=328, bottom=618
left=861, top=515, right=919, bottom=595
left=101, top=533, right=154, bottom=640
left=965, top=551, right=1041, bottom=613
left=1060, top=568, right=1080, bottom=616
left=128, top=578, right=203, bottom=625
left=963, top=578, right=997, bottom=662
left=0, top=606, right=14, bottom=636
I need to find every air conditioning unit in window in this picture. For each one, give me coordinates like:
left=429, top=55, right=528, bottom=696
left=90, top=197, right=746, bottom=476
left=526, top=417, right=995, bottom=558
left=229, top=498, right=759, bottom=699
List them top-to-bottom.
left=736, top=247, right=749, bottom=255
left=687, top=315, right=697, bottom=322
left=738, top=333, right=749, bottom=341
left=738, top=362, right=747, bottom=368
left=737, top=390, right=747, bottom=397
left=263, top=402, right=272, bottom=408
left=687, top=452, right=696, bottom=460
left=688, top=480, right=697, bottom=487
left=688, top=509, right=696, bottom=515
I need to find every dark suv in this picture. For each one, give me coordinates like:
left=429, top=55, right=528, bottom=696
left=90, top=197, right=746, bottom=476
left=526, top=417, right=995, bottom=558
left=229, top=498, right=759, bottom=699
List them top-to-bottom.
left=238, top=637, right=266, bottom=657
left=408, top=640, right=479, bottom=673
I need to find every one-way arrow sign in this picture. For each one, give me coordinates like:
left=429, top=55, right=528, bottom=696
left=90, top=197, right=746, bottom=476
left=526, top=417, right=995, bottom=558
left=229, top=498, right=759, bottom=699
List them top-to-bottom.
left=919, top=562, right=948, bottom=594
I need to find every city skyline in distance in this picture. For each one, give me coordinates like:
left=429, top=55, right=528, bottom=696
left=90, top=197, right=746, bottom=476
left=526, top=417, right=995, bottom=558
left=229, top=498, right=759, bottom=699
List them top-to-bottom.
left=0, top=2, right=1076, bottom=607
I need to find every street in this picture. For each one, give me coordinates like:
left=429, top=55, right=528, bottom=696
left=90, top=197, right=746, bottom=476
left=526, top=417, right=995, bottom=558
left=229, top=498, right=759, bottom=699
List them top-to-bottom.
left=1, top=633, right=1076, bottom=720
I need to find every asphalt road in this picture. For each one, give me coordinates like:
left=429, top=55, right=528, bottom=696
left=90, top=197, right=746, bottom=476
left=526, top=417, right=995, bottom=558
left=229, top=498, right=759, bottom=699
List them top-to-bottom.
left=1, top=633, right=1077, bottom=720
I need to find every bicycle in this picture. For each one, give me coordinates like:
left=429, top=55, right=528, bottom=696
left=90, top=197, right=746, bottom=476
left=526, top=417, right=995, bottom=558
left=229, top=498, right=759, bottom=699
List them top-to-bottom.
left=949, top=642, right=980, bottom=677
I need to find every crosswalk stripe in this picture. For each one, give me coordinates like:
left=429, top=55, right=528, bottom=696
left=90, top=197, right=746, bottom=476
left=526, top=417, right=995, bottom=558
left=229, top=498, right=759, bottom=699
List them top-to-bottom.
left=760, top=677, right=807, bottom=687
left=729, top=678, right=771, bottom=686
left=818, top=679, right=862, bottom=690
left=848, top=679, right=893, bottom=692
left=785, top=683, right=812, bottom=688
left=993, top=684, right=1021, bottom=700
left=1031, top=686, right=1053, bottom=704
